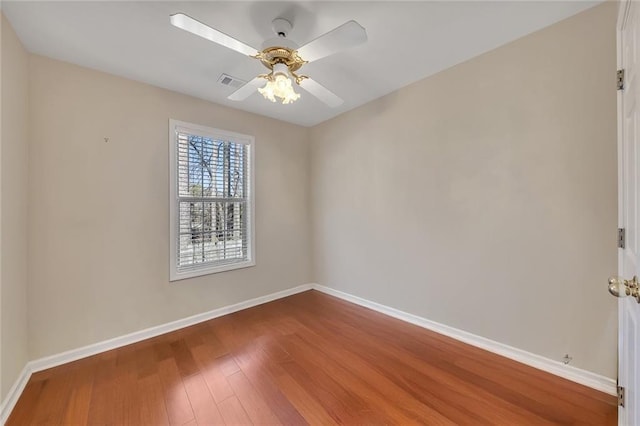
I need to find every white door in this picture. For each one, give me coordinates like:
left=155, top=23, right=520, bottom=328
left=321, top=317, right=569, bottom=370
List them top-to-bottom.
left=617, top=1, right=640, bottom=424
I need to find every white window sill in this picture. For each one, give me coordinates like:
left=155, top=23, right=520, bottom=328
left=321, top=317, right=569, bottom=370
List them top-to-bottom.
left=170, top=259, right=256, bottom=282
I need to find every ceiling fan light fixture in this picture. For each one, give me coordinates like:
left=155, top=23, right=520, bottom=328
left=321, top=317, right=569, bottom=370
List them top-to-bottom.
left=172, top=12, right=365, bottom=107
left=258, top=63, right=301, bottom=104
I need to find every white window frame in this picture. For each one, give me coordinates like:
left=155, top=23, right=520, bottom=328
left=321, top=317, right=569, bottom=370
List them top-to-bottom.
left=169, top=119, right=255, bottom=281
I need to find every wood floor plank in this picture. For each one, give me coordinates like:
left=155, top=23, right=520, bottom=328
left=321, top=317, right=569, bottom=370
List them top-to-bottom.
left=6, top=290, right=617, bottom=425
left=225, top=337, right=309, bottom=425
left=170, top=339, right=200, bottom=378
left=190, top=343, right=235, bottom=403
left=84, top=351, right=124, bottom=424
left=217, top=353, right=241, bottom=377
left=156, top=357, right=195, bottom=425
left=60, top=364, right=95, bottom=425
left=85, top=364, right=133, bottom=424
left=29, top=369, right=74, bottom=424
left=227, top=370, right=283, bottom=425
left=273, top=371, right=338, bottom=425
left=135, top=373, right=170, bottom=425
left=182, top=373, right=225, bottom=425
left=5, top=380, right=45, bottom=425
left=217, top=395, right=253, bottom=425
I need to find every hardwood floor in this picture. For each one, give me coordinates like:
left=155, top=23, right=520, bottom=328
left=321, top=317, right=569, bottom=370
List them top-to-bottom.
left=7, top=290, right=617, bottom=425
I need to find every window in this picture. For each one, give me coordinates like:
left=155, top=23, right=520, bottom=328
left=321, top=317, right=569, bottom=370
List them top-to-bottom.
left=169, top=120, right=254, bottom=281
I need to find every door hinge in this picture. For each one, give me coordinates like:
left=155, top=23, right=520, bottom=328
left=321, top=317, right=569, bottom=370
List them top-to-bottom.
left=618, top=69, right=625, bottom=90
left=619, top=228, right=626, bottom=249
left=617, top=385, right=625, bottom=407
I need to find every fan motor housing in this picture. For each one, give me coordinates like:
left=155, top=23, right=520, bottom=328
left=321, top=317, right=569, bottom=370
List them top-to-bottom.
left=255, top=46, right=306, bottom=73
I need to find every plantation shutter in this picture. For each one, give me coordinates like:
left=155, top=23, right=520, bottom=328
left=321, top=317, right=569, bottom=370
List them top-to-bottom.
left=175, top=129, right=250, bottom=272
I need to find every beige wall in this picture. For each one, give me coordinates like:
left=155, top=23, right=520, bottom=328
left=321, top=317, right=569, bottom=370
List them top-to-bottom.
left=0, top=1, right=618, bottom=395
left=310, top=3, right=618, bottom=378
left=1, top=15, right=30, bottom=400
left=27, top=55, right=311, bottom=359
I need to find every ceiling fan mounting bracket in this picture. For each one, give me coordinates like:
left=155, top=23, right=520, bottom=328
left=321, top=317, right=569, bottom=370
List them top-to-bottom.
left=272, top=18, right=292, bottom=38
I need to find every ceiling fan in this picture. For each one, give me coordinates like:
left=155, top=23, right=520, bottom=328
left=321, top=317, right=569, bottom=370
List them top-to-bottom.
left=170, top=13, right=367, bottom=107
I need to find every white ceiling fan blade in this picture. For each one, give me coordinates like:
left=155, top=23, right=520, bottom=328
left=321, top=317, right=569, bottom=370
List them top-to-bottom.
left=170, top=13, right=258, bottom=57
left=297, top=20, right=367, bottom=63
left=228, top=77, right=265, bottom=101
left=299, top=78, right=343, bottom=108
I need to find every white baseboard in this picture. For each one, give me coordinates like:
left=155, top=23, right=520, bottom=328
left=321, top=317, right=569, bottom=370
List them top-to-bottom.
left=0, top=281, right=616, bottom=424
left=0, top=283, right=313, bottom=424
left=29, top=283, right=313, bottom=373
left=312, top=284, right=617, bottom=396
left=0, top=365, right=31, bottom=425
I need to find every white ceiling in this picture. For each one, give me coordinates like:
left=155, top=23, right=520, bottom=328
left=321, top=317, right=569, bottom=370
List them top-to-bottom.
left=2, top=1, right=602, bottom=127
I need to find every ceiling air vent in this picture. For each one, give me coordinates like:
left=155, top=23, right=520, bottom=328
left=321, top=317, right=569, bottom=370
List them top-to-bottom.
left=217, top=73, right=246, bottom=89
